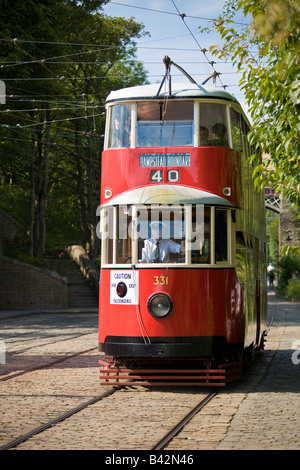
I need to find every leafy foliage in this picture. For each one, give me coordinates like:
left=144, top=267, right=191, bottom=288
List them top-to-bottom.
left=0, top=0, right=148, bottom=259
left=208, top=0, right=300, bottom=208
left=277, top=254, right=300, bottom=296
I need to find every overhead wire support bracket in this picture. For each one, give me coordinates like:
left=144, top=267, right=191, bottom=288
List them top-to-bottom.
left=201, top=71, right=221, bottom=85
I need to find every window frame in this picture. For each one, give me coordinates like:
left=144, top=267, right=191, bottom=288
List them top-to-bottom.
left=104, top=99, right=250, bottom=152
left=100, top=204, right=233, bottom=268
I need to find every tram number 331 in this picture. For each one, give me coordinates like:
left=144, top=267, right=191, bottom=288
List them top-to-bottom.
left=150, top=169, right=180, bottom=182
left=154, top=275, right=168, bottom=285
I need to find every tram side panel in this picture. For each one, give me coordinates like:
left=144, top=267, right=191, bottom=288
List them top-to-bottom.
left=100, top=147, right=242, bottom=208
left=234, top=153, right=267, bottom=351
left=99, top=267, right=245, bottom=358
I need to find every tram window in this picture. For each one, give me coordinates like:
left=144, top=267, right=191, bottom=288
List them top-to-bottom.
left=136, top=101, right=193, bottom=147
left=200, top=103, right=228, bottom=147
left=108, top=104, right=131, bottom=148
left=230, top=108, right=242, bottom=151
left=241, top=118, right=250, bottom=157
left=101, top=205, right=236, bottom=266
left=137, top=206, right=185, bottom=264
left=191, top=206, right=211, bottom=264
left=100, top=207, right=133, bottom=265
left=116, top=207, right=132, bottom=264
left=100, top=208, right=114, bottom=264
left=215, top=209, right=228, bottom=262
left=235, top=231, right=247, bottom=282
left=107, top=237, right=114, bottom=264
left=247, top=237, right=255, bottom=280
left=260, top=241, right=267, bottom=280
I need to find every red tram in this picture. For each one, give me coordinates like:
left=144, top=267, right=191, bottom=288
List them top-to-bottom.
left=98, top=75, right=267, bottom=386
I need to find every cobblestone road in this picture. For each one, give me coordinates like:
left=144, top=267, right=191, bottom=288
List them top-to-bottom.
left=0, top=293, right=299, bottom=451
left=167, top=293, right=300, bottom=450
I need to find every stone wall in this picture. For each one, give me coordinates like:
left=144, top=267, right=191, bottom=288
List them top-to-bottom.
left=279, top=198, right=300, bottom=253
left=68, top=245, right=99, bottom=293
left=0, top=255, right=68, bottom=310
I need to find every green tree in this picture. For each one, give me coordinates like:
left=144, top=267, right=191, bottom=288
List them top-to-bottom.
left=0, top=0, right=148, bottom=259
left=208, top=0, right=300, bottom=208
left=57, top=12, right=148, bottom=258
left=266, top=210, right=279, bottom=265
left=277, top=254, right=300, bottom=296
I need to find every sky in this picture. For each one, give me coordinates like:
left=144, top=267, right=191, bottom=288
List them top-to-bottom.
left=102, top=0, right=249, bottom=114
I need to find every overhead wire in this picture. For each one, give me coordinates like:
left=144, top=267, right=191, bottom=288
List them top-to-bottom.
left=170, top=0, right=226, bottom=89
left=108, top=1, right=249, bottom=26
left=0, top=2, right=245, bottom=144
left=0, top=30, right=108, bottom=135
left=0, top=43, right=124, bottom=69
left=1, top=130, right=103, bottom=147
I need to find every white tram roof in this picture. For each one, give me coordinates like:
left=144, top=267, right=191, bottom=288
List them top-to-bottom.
left=106, top=82, right=239, bottom=104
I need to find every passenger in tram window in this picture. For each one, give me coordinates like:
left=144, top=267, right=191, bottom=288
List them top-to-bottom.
left=210, top=122, right=228, bottom=147
left=199, top=126, right=209, bottom=146
left=140, top=221, right=184, bottom=263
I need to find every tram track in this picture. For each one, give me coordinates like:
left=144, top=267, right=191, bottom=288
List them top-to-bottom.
left=0, top=310, right=249, bottom=450
left=0, top=311, right=99, bottom=381
left=0, top=313, right=97, bottom=354
left=3, top=332, right=97, bottom=356
left=0, top=346, right=98, bottom=382
left=0, top=385, right=218, bottom=451
left=0, top=386, right=121, bottom=451
left=151, top=391, right=218, bottom=450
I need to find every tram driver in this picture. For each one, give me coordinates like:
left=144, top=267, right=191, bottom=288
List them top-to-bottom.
left=140, top=221, right=184, bottom=263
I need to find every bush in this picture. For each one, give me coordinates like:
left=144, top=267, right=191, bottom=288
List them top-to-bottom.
left=17, top=254, right=48, bottom=269
left=277, top=255, right=300, bottom=298
left=286, top=279, right=300, bottom=301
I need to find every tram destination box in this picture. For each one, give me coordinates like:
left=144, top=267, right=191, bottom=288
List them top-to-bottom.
left=139, top=153, right=191, bottom=167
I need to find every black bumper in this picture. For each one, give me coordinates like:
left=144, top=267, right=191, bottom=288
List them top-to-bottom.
left=99, top=336, right=242, bottom=358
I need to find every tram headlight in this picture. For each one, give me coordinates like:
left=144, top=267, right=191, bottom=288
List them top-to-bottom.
left=116, top=282, right=127, bottom=298
left=147, top=293, right=173, bottom=319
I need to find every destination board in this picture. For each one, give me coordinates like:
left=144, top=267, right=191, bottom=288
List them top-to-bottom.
left=139, top=153, right=190, bottom=167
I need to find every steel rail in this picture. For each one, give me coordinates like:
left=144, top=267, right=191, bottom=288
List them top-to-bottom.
left=0, top=347, right=98, bottom=382
left=0, top=386, right=121, bottom=451
left=151, top=391, right=218, bottom=450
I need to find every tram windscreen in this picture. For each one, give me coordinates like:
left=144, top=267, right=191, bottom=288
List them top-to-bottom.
left=106, top=100, right=245, bottom=149
left=137, top=101, right=193, bottom=147
left=108, top=104, right=131, bottom=148
left=100, top=205, right=232, bottom=266
left=137, top=206, right=185, bottom=263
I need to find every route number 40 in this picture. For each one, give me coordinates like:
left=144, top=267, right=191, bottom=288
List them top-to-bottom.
left=150, top=170, right=180, bottom=182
